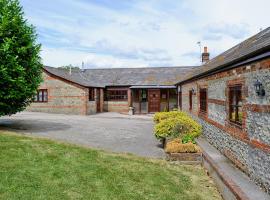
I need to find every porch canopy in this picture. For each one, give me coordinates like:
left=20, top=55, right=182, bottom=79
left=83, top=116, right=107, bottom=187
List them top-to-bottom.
left=129, top=85, right=176, bottom=89
left=130, top=85, right=178, bottom=114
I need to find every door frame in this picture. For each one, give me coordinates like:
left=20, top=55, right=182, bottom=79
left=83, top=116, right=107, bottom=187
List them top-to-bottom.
left=96, top=89, right=101, bottom=113
left=148, top=89, right=160, bottom=113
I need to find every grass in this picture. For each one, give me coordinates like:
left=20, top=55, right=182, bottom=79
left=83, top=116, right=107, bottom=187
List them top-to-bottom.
left=0, top=131, right=222, bottom=200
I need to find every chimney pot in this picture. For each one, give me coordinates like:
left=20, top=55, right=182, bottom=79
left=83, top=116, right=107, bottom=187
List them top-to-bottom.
left=202, top=46, right=210, bottom=63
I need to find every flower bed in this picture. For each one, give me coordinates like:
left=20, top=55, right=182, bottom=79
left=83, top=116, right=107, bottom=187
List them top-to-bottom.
left=165, top=138, right=202, bottom=162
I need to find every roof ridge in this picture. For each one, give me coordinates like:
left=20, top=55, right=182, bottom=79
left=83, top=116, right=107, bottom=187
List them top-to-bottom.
left=205, top=26, right=270, bottom=65
left=44, top=65, right=198, bottom=70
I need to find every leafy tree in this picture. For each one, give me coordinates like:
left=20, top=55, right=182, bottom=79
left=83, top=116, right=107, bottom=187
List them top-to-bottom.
left=0, top=0, right=42, bottom=116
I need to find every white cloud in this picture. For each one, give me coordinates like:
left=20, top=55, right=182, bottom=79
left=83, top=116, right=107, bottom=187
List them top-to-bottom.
left=21, top=0, right=270, bottom=68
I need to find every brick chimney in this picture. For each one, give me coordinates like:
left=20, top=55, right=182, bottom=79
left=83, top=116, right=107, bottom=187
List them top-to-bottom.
left=202, top=46, right=210, bottom=63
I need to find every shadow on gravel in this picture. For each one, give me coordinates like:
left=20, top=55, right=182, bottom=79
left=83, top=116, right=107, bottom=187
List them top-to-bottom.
left=0, top=119, right=71, bottom=133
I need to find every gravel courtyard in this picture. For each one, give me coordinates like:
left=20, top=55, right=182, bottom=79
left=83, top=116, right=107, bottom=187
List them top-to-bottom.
left=0, top=112, right=165, bottom=158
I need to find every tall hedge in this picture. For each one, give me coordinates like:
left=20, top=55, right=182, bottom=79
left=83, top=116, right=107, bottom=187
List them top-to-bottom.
left=0, top=0, right=42, bottom=116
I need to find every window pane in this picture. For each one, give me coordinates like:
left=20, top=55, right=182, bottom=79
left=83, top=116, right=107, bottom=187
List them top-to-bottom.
left=229, top=86, right=242, bottom=125
left=141, top=89, right=147, bottom=101
left=200, top=89, right=207, bottom=112
left=39, top=90, right=43, bottom=101
left=43, top=90, right=48, bottom=102
left=106, top=90, right=128, bottom=101
left=230, top=105, right=236, bottom=121
left=237, top=106, right=243, bottom=124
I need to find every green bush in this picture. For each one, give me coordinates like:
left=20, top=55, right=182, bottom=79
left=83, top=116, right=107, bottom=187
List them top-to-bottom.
left=153, top=110, right=188, bottom=124
left=153, top=111, right=202, bottom=141
left=182, top=134, right=196, bottom=144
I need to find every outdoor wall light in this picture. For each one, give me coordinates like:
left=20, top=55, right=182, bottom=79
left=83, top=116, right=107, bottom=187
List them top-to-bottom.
left=254, top=79, right=265, bottom=96
left=191, top=88, right=196, bottom=95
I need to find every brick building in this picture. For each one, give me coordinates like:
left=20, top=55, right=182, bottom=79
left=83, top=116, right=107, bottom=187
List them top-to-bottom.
left=27, top=26, right=270, bottom=193
left=176, top=27, right=270, bottom=192
left=27, top=66, right=195, bottom=115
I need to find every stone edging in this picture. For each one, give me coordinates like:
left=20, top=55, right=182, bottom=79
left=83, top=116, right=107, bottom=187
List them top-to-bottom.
left=202, top=149, right=250, bottom=200
left=166, top=152, right=202, bottom=163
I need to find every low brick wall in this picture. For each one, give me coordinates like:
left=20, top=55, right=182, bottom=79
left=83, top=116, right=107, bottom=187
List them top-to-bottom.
left=87, top=101, right=96, bottom=115
left=104, top=101, right=129, bottom=113
left=166, top=152, right=202, bottom=163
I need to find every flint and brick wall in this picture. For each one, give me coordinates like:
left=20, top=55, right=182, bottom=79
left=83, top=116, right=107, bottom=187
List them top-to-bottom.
left=180, top=58, right=270, bottom=193
left=27, top=72, right=90, bottom=115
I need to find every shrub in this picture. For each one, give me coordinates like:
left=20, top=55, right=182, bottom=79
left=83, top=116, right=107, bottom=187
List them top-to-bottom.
left=153, top=110, right=188, bottom=124
left=153, top=111, right=202, bottom=141
left=154, top=117, right=182, bottom=139
left=182, top=134, right=196, bottom=144
left=165, top=139, right=200, bottom=153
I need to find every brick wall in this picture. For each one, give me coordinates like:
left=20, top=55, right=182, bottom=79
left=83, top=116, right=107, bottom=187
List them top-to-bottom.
left=180, top=58, right=270, bottom=193
left=27, top=72, right=89, bottom=115
left=87, top=101, right=96, bottom=115
left=104, top=101, right=129, bottom=113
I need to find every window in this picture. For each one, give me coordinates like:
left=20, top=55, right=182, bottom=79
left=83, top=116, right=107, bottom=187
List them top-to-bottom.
left=229, top=85, right=243, bottom=125
left=89, top=88, right=95, bottom=101
left=199, top=88, right=207, bottom=113
left=34, top=89, right=48, bottom=102
left=141, top=89, right=147, bottom=102
left=169, top=89, right=177, bottom=99
left=106, top=90, right=128, bottom=101
left=133, top=90, right=140, bottom=102
left=161, top=90, right=167, bottom=99
left=189, top=90, right=193, bottom=110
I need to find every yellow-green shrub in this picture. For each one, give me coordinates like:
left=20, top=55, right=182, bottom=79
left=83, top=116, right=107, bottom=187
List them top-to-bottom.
left=153, top=110, right=188, bottom=124
left=153, top=111, right=202, bottom=140
left=154, top=117, right=181, bottom=139
left=165, top=139, right=201, bottom=153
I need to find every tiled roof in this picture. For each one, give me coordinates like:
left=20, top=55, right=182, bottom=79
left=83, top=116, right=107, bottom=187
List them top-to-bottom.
left=44, top=27, right=270, bottom=87
left=177, top=27, right=270, bottom=83
left=44, top=66, right=197, bottom=88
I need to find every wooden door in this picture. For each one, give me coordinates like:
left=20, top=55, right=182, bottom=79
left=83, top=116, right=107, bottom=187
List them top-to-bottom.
left=96, top=89, right=100, bottom=112
left=148, top=89, right=160, bottom=113
left=189, top=90, right=192, bottom=110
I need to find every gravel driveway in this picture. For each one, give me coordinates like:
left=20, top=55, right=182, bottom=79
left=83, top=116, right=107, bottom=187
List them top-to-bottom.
left=0, top=112, right=165, bottom=158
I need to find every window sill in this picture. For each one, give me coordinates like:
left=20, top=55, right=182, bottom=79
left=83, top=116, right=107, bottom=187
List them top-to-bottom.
left=106, top=100, right=128, bottom=102
left=198, top=111, right=208, bottom=119
left=227, top=120, right=243, bottom=130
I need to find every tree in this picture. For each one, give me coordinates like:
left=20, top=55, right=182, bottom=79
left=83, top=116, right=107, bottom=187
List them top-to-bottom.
left=0, top=0, right=42, bottom=116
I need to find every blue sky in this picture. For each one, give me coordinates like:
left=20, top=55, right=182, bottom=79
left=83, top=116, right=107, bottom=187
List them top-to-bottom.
left=21, top=0, right=270, bottom=68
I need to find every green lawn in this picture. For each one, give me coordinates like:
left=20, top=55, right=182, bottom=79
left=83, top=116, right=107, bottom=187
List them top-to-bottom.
left=0, top=132, right=222, bottom=200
